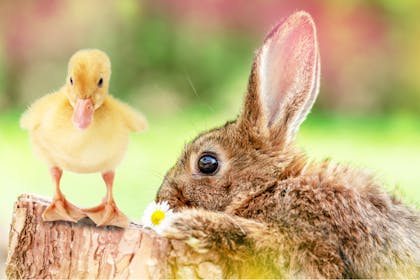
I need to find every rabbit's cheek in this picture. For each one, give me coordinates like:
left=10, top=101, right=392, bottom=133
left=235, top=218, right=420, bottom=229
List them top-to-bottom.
left=183, top=183, right=231, bottom=211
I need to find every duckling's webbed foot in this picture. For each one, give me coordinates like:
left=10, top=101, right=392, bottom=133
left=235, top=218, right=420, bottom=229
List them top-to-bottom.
left=42, top=167, right=86, bottom=223
left=82, top=171, right=130, bottom=228
left=43, top=196, right=86, bottom=222
left=83, top=200, right=129, bottom=228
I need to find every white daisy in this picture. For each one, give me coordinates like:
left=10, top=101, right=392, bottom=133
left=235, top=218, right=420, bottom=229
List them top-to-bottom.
left=141, top=201, right=174, bottom=233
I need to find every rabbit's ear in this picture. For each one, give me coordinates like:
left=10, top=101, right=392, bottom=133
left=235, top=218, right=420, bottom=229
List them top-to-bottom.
left=240, top=11, right=320, bottom=146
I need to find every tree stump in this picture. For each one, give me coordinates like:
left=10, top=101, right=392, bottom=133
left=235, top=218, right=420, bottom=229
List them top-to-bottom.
left=5, top=194, right=224, bottom=279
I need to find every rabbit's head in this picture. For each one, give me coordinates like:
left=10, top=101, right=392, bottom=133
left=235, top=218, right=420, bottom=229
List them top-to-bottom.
left=157, top=11, right=320, bottom=212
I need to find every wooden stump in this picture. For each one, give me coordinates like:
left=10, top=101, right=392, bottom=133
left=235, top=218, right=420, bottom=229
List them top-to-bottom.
left=5, top=194, right=224, bottom=279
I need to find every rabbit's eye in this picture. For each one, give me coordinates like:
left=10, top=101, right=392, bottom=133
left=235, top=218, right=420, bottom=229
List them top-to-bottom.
left=198, top=154, right=219, bottom=175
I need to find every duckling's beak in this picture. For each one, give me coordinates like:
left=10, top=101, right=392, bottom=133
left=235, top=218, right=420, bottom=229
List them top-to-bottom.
left=72, top=98, right=94, bottom=130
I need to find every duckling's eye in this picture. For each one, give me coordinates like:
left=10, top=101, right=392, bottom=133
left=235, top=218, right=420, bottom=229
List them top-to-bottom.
left=70, top=77, right=73, bottom=85
left=98, top=78, right=103, bottom=87
left=198, top=154, right=219, bottom=175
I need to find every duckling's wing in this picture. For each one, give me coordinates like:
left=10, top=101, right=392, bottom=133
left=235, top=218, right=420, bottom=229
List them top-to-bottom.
left=20, top=91, right=63, bottom=130
left=108, top=96, right=147, bottom=132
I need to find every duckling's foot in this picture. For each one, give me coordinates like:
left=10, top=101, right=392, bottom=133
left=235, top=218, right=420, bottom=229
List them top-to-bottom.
left=42, top=197, right=86, bottom=223
left=83, top=201, right=130, bottom=228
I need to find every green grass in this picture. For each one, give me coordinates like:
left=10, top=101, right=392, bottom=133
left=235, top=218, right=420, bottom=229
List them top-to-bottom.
left=0, top=109, right=419, bottom=231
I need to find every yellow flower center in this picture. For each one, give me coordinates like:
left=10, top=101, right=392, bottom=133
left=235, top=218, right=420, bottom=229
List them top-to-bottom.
left=151, top=210, right=165, bottom=226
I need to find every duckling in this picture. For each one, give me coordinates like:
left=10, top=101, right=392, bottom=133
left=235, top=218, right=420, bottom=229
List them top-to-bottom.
left=21, top=49, right=147, bottom=228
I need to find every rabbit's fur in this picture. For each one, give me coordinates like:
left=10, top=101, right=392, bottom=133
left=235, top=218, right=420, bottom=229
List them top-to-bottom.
left=156, top=11, right=420, bottom=278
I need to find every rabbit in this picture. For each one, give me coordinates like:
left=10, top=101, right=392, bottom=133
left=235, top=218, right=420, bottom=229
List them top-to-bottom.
left=155, top=11, right=420, bottom=278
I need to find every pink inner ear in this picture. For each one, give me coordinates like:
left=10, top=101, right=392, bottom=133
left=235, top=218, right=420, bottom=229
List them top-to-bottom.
left=259, top=12, right=318, bottom=126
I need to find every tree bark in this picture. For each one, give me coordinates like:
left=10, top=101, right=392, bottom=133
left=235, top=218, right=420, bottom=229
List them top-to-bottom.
left=5, top=194, right=223, bottom=279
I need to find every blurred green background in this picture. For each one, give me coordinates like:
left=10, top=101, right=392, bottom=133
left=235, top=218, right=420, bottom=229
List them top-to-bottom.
left=1, top=0, right=420, bottom=274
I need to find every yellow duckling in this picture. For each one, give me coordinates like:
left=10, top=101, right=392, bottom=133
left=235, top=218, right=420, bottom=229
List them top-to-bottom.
left=21, top=49, right=147, bottom=228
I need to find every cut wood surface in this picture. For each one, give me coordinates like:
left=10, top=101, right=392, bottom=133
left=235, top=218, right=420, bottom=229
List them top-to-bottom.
left=5, top=194, right=223, bottom=279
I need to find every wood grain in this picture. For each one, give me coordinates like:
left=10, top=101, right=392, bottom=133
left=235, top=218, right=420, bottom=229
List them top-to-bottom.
left=6, top=194, right=223, bottom=279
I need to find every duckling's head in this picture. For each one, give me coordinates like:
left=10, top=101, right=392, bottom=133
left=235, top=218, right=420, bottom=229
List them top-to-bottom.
left=66, top=49, right=111, bottom=129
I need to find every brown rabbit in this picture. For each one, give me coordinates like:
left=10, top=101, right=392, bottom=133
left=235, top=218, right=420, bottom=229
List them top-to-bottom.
left=155, top=11, right=420, bottom=278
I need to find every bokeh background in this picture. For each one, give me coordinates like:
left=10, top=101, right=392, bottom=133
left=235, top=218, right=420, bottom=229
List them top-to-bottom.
left=1, top=0, right=419, bottom=275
